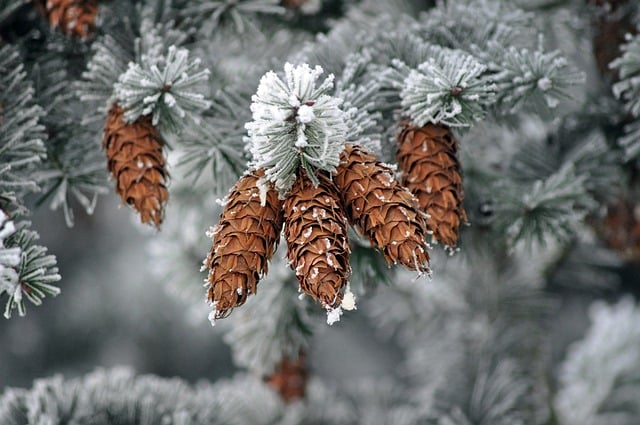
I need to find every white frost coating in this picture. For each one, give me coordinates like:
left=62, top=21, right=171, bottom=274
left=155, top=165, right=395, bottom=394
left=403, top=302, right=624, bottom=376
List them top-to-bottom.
left=246, top=63, right=348, bottom=196
left=537, top=77, right=552, bottom=91
left=297, top=104, right=315, bottom=123
left=256, top=177, right=270, bottom=207
left=205, top=226, right=217, bottom=239
left=341, top=284, right=357, bottom=311
left=326, top=306, right=342, bottom=325
left=208, top=310, right=217, bottom=327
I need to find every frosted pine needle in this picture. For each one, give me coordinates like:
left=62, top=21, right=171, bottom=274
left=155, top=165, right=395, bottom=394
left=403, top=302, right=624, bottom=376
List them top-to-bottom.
left=115, top=46, right=211, bottom=134
left=246, top=63, right=348, bottom=196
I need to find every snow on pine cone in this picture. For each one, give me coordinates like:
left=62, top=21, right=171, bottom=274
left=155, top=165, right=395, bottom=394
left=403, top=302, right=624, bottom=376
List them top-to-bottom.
left=39, top=0, right=98, bottom=39
left=103, top=105, right=169, bottom=228
left=397, top=123, right=467, bottom=250
left=334, top=144, right=430, bottom=273
left=205, top=169, right=284, bottom=322
left=284, top=172, right=351, bottom=313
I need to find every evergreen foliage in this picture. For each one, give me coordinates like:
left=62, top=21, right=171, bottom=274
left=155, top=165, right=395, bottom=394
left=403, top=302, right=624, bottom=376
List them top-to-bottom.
left=1, top=0, right=639, bottom=423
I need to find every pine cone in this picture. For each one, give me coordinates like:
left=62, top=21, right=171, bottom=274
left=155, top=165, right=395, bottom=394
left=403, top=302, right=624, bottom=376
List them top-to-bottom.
left=38, top=0, right=98, bottom=39
left=281, top=0, right=309, bottom=9
left=589, top=0, right=636, bottom=81
left=103, top=105, right=169, bottom=228
left=397, top=123, right=467, bottom=249
left=334, top=145, right=430, bottom=273
left=205, top=169, right=284, bottom=320
left=284, top=172, right=350, bottom=310
left=594, top=197, right=640, bottom=263
left=266, top=354, right=308, bottom=402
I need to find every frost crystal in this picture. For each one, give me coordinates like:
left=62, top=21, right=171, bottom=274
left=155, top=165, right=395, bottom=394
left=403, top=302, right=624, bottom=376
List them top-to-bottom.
left=115, top=45, right=211, bottom=133
left=246, top=63, right=348, bottom=196
left=341, top=284, right=357, bottom=311
left=326, top=306, right=343, bottom=325
left=208, top=310, right=217, bottom=327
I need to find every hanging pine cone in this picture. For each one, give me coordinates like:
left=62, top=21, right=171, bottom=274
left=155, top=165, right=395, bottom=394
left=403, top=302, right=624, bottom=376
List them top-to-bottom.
left=37, top=0, right=98, bottom=39
left=281, top=0, right=308, bottom=9
left=589, top=0, right=636, bottom=81
left=103, top=105, right=169, bottom=228
left=397, top=123, right=467, bottom=250
left=334, top=144, right=430, bottom=273
left=205, top=169, right=284, bottom=320
left=284, top=172, right=350, bottom=311
left=593, top=197, right=640, bottom=263
left=266, top=353, right=308, bottom=402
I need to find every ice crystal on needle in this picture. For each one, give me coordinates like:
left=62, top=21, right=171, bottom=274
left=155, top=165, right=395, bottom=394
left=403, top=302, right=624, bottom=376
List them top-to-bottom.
left=245, top=63, right=348, bottom=196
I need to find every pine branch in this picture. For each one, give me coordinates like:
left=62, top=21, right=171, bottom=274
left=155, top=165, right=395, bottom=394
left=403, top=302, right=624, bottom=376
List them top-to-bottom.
left=179, top=0, right=285, bottom=34
left=611, top=30, right=640, bottom=159
left=77, top=33, right=136, bottom=126
left=492, top=41, right=585, bottom=115
left=0, top=44, right=47, bottom=212
left=115, top=45, right=212, bottom=134
left=400, top=49, right=495, bottom=127
left=245, top=62, right=348, bottom=195
left=494, top=164, right=594, bottom=249
left=0, top=213, right=60, bottom=319
left=555, top=297, right=640, bottom=425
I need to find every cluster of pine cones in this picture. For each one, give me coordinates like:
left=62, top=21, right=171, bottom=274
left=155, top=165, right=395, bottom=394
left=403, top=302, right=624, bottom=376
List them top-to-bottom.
left=46, top=0, right=468, bottom=322
left=101, top=107, right=468, bottom=321
left=204, top=124, right=466, bottom=321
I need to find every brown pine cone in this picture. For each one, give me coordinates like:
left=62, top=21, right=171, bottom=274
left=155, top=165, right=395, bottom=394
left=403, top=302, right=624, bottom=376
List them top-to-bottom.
left=38, top=0, right=98, bottom=39
left=281, top=0, right=309, bottom=9
left=589, top=0, right=636, bottom=81
left=103, top=105, right=169, bottom=227
left=397, top=123, right=467, bottom=249
left=334, top=144, right=430, bottom=273
left=205, top=169, right=284, bottom=320
left=284, top=172, right=351, bottom=311
left=594, top=197, right=640, bottom=263
left=266, top=354, right=308, bottom=402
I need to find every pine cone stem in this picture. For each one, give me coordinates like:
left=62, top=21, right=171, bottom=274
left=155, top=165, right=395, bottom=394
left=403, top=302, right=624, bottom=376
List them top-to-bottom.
left=103, top=105, right=169, bottom=228
left=397, top=123, right=467, bottom=250
left=334, top=145, right=430, bottom=273
left=205, top=169, right=284, bottom=321
left=284, top=172, right=351, bottom=312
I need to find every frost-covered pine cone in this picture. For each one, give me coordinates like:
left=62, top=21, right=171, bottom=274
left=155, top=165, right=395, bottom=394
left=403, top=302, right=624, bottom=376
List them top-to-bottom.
left=39, top=0, right=98, bottom=39
left=103, top=105, right=169, bottom=228
left=397, top=123, right=467, bottom=250
left=334, top=144, right=430, bottom=273
left=205, top=169, right=283, bottom=322
left=284, top=171, right=351, bottom=315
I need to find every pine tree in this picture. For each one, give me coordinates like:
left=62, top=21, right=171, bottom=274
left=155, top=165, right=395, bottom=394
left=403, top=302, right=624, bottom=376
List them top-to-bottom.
left=1, top=0, right=640, bottom=423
